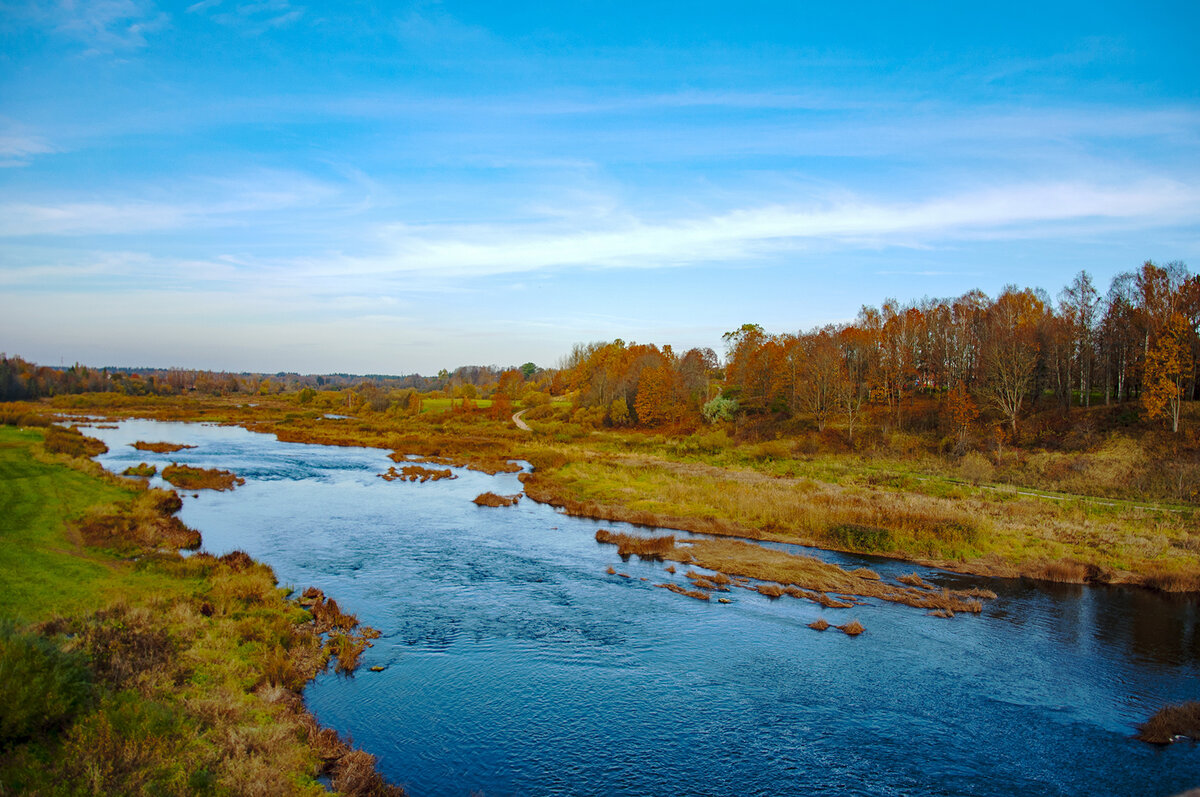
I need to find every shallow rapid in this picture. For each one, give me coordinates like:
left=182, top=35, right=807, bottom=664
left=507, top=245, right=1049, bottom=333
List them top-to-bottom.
left=85, top=419, right=1200, bottom=796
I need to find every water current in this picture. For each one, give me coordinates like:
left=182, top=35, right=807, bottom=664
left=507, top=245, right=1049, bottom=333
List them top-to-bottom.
left=82, top=419, right=1200, bottom=796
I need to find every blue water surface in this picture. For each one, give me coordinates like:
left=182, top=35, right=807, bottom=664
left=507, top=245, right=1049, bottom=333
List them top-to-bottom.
left=83, top=419, right=1200, bottom=797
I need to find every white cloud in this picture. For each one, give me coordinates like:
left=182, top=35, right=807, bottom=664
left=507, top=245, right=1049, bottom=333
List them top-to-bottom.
left=52, top=0, right=169, bottom=52
left=0, top=170, right=343, bottom=236
left=346, top=179, right=1200, bottom=278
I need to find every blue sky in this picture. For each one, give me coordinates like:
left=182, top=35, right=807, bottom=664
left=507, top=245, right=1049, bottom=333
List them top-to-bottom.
left=2, top=1, right=1198, bottom=374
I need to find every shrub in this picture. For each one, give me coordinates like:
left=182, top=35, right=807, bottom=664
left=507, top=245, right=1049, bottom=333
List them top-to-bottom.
left=829, top=523, right=893, bottom=552
left=0, top=625, right=93, bottom=745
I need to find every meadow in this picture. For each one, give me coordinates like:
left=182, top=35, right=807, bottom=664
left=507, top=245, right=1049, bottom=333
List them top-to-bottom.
left=0, top=423, right=401, bottom=795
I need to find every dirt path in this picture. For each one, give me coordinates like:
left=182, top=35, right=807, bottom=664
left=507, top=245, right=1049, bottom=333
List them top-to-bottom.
left=512, top=409, right=532, bottom=432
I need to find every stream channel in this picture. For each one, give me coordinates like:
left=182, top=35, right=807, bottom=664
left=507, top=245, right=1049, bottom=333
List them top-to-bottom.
left=82, top=418, right=1200, bottom=796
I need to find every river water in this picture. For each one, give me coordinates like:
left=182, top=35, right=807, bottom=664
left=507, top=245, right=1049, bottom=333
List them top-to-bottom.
left=82, top=419, right=1199, bottom=796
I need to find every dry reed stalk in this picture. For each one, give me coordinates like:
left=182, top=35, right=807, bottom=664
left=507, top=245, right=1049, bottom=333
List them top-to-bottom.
left=808, top=618, right=830, bottom=631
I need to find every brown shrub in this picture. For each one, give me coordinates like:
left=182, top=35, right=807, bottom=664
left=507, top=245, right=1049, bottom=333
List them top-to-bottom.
left=219, top=550, right=256, bottom=572
left=838, top=620, right=865, bottom=636
left=1136, top=701, right=1200, bottom=744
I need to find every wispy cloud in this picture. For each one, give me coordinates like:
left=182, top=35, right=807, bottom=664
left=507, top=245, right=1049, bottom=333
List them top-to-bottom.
left=50, top=0, right=168, bottom=53
left=188, top=0, right=304, bottom=33
left=0, top=121, right=54, bottom=167
left=0, top=170, right=343, bottom=236
left=347, top=179, right=1200, bottom=278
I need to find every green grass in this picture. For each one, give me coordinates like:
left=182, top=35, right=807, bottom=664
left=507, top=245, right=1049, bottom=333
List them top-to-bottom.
left=0, top=423, right=401, bottom=794
left=0, top=426, right=196, bottom=624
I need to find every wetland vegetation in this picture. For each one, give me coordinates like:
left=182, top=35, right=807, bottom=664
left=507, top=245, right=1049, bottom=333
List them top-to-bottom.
left=0, top=422, right=402, bottom=794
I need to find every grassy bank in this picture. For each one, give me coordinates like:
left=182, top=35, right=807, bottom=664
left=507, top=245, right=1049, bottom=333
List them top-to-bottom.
left=19, top=393, right=1200, bottom=592
left=0, top=423, right=402, bottom=795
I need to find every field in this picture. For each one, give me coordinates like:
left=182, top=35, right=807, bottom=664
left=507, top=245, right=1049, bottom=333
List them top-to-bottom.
left=0, top=424, right=401, bottom=794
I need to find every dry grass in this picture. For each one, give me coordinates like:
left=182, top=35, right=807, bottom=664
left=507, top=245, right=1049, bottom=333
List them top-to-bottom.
left=131, top=441, right=195, bottom=453
left=121, top=462, right=157, bottom=477
left=161, top=463, right=244, bottom=491
left=380, top=464, right=456, bottom=482
left=472, top=492, right=520, bottom=507
left=595, top=528, right=676, bottom=560
left=637, top=536, right=989, bottom=615
left=1034, top=558, right=1093, bottom=584
left=898, top=573, right=936, bottom=590
left=655, top=583, right=711, bottom=601
left=808, top=618, right=830, bottom=631
left=838, top=620, right=865, bottom=636
left=328, top=632, right=368, bottom=674
left=1136, top=702, right=1200, bottom=744
left=332, top=749, right=407, bottom=796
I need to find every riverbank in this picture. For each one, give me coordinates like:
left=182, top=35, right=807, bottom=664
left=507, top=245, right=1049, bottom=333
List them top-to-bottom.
left=14, top=393, right=1200, bottom=593
left=0, top=422, right=403, bottom=795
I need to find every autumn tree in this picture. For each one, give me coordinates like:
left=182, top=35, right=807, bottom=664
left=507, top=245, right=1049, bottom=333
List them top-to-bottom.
left=979, top=286, right=1043, bottom=435
left=1143, top=312, right=1194, bottom=433
left=944, top=382, right=979, bottom=448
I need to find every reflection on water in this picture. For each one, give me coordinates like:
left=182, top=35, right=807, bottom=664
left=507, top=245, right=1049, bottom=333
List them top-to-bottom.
left=84, top=419, right=1200, bottom=797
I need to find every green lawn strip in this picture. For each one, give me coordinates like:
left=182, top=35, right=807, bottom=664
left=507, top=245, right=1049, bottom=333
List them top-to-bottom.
left=0, top=427, right=198, bottom=623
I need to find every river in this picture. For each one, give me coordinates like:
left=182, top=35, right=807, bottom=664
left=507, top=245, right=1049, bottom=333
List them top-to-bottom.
left=82, top=419, right=1199, bottom=796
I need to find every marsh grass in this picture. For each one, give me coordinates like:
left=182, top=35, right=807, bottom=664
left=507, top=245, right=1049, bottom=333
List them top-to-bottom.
left=131, top=441, right=195, bottom=454
left=122, top=462, right=157, bottom=477
left=161, top=463, right=244, bottom=491
left=380, top=464, right=457, bottom=482
left=473, top=492, right=520, bottom=507
left=594, top=529, right=676, bottom=560
left=596, top=532, right=990, bottom=615
left=655, top=583, right=711, bottom=601
left=808, top=618, right=830, bottom=631
left=838, top=620, right=865, bottom=636
left=1136, top=702, right=1200, bottom=744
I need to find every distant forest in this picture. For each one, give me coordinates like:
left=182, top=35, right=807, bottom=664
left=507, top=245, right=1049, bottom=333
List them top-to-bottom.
left=4, top=260, right=1197, bottom=436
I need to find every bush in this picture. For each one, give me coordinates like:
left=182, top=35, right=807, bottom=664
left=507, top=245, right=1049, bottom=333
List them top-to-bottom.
left=829, top=523, right=893, bottom=552
left=0, top=624, right=93, bottom=745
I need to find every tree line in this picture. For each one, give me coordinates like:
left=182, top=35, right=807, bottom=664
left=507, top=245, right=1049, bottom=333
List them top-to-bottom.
left=556, top=260, right=1199, bottom=436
